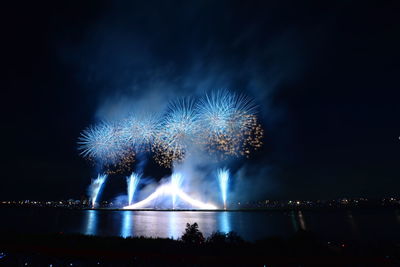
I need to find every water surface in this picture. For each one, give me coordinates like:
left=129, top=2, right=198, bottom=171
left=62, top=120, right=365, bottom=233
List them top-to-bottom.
left=1, top=207, right=399, bottom=242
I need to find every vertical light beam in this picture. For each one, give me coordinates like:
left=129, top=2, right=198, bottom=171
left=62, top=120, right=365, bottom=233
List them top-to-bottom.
left=217, top=168, right=230, bottom=210
left=126, top=172, right=141, bottom=205
left=91, top=173, right=107, bottom=208
left=170, top=173, right=183, bottom=209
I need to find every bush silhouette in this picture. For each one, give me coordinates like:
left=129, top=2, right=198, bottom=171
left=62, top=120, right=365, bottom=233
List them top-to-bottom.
left=181, top=223, right=205, bottom=244
left=207, top=231, right=226, bottom=244
left=207, top=231, right=244, bottom=245
left=226, top=231, right=244, bottom=245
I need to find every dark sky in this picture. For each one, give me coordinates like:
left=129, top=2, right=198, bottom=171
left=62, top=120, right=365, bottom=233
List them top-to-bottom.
left=2, top=0, right=399, bottom=201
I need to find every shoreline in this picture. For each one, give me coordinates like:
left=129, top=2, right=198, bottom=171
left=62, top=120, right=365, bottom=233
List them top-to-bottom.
left=0, top=204, right=399, bottom=212
left=0, top=231, right=397, bottom=265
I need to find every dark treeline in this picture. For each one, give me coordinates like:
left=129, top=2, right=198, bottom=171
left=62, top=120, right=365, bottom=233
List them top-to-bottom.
left=0, top=223, right=398, bottom=266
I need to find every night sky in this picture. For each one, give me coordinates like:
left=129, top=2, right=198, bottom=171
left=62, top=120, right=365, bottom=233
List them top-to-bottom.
left=2, top=1, right=399, bottom=201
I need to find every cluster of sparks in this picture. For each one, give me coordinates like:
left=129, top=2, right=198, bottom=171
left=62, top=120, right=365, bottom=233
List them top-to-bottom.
left=78, top=90, right=263, bottom=172
left=197, top=91, right=263, bottom=159
left=152, top=100, right=199, bottom=167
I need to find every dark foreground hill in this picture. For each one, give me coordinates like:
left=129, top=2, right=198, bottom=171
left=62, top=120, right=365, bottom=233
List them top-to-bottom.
left=0, top=223, right=398, bottom=266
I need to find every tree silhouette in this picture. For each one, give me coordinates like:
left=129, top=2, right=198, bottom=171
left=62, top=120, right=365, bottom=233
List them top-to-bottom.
left=181, top=223, right=205, bottom=244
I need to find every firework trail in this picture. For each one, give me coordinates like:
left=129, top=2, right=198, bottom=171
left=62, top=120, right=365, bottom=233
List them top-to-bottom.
left=196, top=90, right=263, bottom=158
left=153, top=99, right=199, bottom=167
left=217, top=168, right=229, bottom=209
left=126, top=172, right=141, bottom=205
left=90, top=173, right=107, bottom=208
left=170, top=173, right=183, bottom=209
left=123, top=184, right=217, bottom=210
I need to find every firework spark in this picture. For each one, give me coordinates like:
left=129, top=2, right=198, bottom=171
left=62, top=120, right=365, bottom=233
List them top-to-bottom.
left=217, top=168, right=229, bottom=209
left=126, top=172, right=141, bottom=205
left=90, top=173, right=107, bottom=208
left=123, top=184, right=217, bottom=210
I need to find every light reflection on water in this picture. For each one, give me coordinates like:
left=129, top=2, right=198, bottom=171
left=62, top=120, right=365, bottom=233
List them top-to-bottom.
left=4, top=207, right=399, bottom=242
left=76, top=209, right=400, bottom=241
left=84, top=210, right=97, bottom=236
left=346, top=210, right=359, bottom=238
left=111, top=211, right=219, bottom=239
left=121, top=211, right=133, bottom=238
left=167, top=211, right=177, bottom=238
left=289, top=211, right=307, bottom=231
left=290, top=211, right=298, bottom=232
left=298, top=211, right=306, bottom=230
left=219, top=212, right=231, bottom=233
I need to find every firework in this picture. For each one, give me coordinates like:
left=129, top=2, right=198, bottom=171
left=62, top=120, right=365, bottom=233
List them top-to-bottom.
left=78, top=90, right=263, bottom=171
left=78, top=90, right=264, bottom=210
left=196, top=90, right=263, bottom=158
left=153, top=99, right=199, bottom=167
left=119, top=114, right=159, bottom=153
left=78, top=122, right=130, bottom=167
left=217, top=168, right=229, bottom=209
left=126, top=172, right=141, bottom=205
left=90, top=173, right=107, bottom=208
left=123, top=184, right=217, bottom=210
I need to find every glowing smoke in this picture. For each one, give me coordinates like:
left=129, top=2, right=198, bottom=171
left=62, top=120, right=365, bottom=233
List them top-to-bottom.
left=217, top=168, right=230, bottom=209
left=126, top=172, right=141, bottom=206
left=89, top=173, right=107, bottom=208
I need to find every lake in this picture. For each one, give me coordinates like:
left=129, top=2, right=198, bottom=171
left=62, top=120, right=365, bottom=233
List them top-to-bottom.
left=1, top=207, right=399, bottom=242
